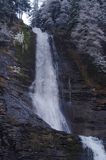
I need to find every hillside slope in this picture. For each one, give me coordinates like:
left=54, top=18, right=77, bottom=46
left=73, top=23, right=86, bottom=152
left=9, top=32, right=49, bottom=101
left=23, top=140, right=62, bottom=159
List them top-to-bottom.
left=35, top=0, right=106, bottom=90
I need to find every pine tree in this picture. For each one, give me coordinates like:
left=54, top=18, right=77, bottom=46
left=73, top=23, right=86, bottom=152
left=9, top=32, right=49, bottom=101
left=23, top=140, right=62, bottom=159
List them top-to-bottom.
left=0, top=0, right=31, bottom=23
left=16, top=0, right=31, bottom=19
left=31, top=0, right=39, bottom=27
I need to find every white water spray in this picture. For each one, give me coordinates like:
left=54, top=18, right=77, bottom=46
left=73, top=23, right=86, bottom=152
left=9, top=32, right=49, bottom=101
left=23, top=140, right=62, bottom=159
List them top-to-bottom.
left=30, top=28, right=70, bottom=133
left=80, top=136, right=106, bottom=160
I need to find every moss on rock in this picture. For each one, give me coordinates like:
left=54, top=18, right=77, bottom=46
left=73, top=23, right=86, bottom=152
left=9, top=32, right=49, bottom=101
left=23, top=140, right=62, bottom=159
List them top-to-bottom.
left=15, top=23, right=35, bottom=67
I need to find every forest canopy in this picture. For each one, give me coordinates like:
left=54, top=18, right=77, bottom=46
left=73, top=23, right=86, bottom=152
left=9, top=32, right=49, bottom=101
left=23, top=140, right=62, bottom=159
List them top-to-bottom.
left=0, top=0, right=31, bottom=23
left=31, top=0, right=106, bottom=72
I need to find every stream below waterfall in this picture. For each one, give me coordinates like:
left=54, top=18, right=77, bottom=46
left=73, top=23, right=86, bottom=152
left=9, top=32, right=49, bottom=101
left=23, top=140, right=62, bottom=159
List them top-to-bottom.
left=30, top=28, right=106, bottom=160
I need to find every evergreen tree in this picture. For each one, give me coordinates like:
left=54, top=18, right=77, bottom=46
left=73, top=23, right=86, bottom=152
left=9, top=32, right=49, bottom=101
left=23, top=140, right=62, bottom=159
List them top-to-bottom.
left=0, top=0, right=31, bottom=23
left=16, top=0, right=31, bottom=19
left=31, top=0, right=39, bottom=27
left=32, top=0, right=106, bottom=71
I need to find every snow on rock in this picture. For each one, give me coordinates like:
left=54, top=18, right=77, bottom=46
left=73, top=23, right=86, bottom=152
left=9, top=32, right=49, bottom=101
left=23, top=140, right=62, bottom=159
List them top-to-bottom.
left=35, top=0, right=106, bottom=72
left=71, top=0, right=106, bottom=71
left=0, top=24, right=12, bottom=42
left=14, top=32, right=24, bottom=44
left=9, top=66, right=21, bottom=74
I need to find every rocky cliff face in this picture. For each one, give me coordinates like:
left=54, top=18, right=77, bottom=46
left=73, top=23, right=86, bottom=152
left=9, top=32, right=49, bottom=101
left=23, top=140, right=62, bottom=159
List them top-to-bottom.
left=34, top=0, right=106, bottom=137
left=35, top=0, right=106, bottom=89
left=0, top=15, right=106, bottom=160
left=0, top=20, right=85, bottom=160
left=51, top=36, right=106, bottom=137
left=0, top=115, right=83, bottom=160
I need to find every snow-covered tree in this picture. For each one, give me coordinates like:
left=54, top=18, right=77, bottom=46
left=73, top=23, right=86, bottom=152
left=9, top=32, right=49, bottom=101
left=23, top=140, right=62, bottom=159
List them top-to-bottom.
left=0, top=0, right=31, bottom=23
left=16, top=0, right=31, bottom=19
left=31, top=0, right=39, bottom=27
left=33, top=0, right=106, bottom=72
left=71, top=0, right=106, bottom=71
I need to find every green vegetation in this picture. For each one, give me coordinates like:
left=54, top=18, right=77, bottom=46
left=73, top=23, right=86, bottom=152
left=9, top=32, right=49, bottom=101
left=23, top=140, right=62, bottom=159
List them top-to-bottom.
left=15, top=23, right=35, bottom=68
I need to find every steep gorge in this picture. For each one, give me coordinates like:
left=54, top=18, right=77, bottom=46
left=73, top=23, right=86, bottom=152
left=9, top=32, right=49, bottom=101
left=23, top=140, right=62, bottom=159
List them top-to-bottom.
left=0, top=0, right=106, bottom=159
left=35, top=0, right=106, bottom=137
left=0, top=20, right=83, bottom=160
left=53, top=35, right=106, bottom=137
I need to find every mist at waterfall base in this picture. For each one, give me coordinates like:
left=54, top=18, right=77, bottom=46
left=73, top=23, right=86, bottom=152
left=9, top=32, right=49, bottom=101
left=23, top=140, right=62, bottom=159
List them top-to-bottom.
left=30, top=27, right=106, bottom=160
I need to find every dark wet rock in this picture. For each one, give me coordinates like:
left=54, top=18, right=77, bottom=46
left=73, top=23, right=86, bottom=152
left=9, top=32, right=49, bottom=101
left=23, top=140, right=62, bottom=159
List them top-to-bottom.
left=0, top=21, right=85, bottom=160
left=0, top=21, right=50, bottom=129
left=0, top=32, right=11, bottom=47
left=52, top=36, right=106, bottom=137
left=0, top=115, right=84, bottom=160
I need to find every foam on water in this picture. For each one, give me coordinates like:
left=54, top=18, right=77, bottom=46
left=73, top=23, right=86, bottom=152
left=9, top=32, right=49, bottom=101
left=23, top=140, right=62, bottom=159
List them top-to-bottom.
left=80, top=136, right=106, bottom=160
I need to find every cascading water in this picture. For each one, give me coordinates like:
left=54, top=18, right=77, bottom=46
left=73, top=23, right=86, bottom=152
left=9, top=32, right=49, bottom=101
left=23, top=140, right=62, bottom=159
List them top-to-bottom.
left=30, top=27, right=106, bottom=160
left=30, top=28, right=70, bottom=133
left=80, top=136, right=106, bottom=160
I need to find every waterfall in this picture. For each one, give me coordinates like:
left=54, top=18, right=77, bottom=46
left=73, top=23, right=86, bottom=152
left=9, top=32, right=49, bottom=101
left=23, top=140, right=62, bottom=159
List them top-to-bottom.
left=30, top=27, right=106, bottom=160
left=30, top=28, right=70, bottom=133
left=80, top=136, right=106, bottom=160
